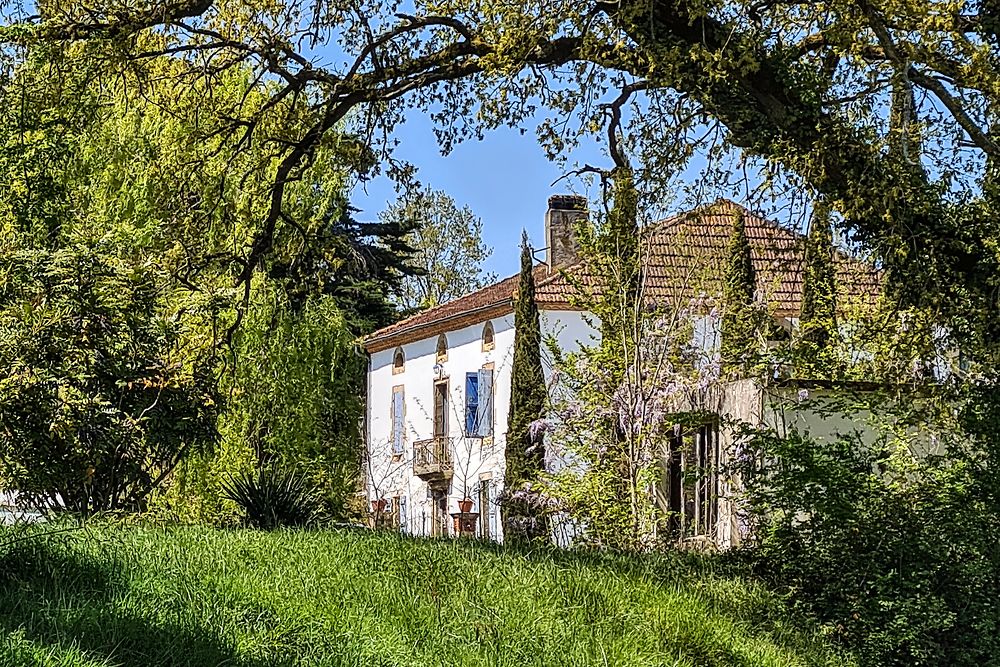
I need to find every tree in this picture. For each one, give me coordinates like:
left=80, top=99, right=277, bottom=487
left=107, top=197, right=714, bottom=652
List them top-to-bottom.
left=12, top=0, right=1000, bottom=337
left=0, top=50, right=413, bottom=520
left=0, top=67, right=220, bottom=513
left=381, top=186, right=496, bottom=311
left=266, top=203, right=420, bottom=333
left=798, top=204, right=838, bottom=373
left=721, top=210, right=759, bottom=375
left=503, top=232, right=548, bottom=543
left=0, top=240, right=218, bottom=514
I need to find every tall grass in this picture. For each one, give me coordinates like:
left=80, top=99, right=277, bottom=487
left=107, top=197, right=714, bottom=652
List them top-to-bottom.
left=0, top=526, right=854, bottom=667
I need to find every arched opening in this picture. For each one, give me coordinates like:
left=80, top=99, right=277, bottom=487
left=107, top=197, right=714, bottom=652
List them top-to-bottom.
left=482, top=321, right=495, bottom=352
left=436, top=334, right=449, bottom=362
left=392, top=347, right=405, bottom=374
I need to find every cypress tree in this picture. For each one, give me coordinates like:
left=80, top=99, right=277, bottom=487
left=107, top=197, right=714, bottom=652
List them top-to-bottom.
left=598, top=167, right=641, bottom=349
left=799, top=204, right=838, bottom=350
left=721, top=209, right=759, bottom=375
left=503, top=231, right=548, bottom=542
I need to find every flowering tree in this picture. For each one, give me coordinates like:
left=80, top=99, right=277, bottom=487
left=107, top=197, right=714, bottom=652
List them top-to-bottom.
left=532, top=166, right=728, bottom=549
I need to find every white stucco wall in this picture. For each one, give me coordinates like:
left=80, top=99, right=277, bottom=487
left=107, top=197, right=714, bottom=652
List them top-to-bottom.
left=366, top=308, right=598, bottom=542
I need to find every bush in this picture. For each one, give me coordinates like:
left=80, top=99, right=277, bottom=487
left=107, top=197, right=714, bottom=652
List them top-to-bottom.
left=733, top=425, right=1000, bottom=666
left=222, top=465, right=322, bottom=529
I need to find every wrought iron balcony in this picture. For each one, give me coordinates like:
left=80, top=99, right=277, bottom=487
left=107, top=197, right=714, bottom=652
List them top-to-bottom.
left=413, top=437, right=453, bottom=480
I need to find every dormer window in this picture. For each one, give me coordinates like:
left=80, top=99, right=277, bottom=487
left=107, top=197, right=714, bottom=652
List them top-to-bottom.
left=482, top=321, right=495, bottom=352
left=436, top=334, right=449, bottom=362
left=392, top=347, right=405, bottom=375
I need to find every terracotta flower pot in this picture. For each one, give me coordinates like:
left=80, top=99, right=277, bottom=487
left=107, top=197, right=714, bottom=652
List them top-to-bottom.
left=458, top=498, right=474, bottom=513
left=372, top=499, right=387, bottom=513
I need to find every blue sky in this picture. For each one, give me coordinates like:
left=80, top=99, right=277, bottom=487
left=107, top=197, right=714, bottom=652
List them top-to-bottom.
left=351, top=109, right=604, bottom=279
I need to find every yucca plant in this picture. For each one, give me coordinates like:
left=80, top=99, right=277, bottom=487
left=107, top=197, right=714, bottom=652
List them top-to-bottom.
left=222, top=466, right=321, bottom=529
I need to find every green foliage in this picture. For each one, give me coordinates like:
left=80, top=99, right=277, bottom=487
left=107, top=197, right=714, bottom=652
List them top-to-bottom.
left=7, top=0, right=1000, bottom=345
left=0, top=51, right=408, bottom=522
left=594, top=169, right=641, bottom=351
left=549, top=172, right=659, bottom=551
left=542, top=174, right=722, bottom=551
left=381, top=185, right=497, bottom=311
left=267, top=204, right=421, bottom=333
left=797, top=206, right=838, bottom=373
left=721, top=210, right=760, bottom=375
left=503, top=232, right=548, bottom=543
left=0, top=239, right=218, bottom=515
left=153, top=284, right=365, bottom=524
left=225, top=289, right=365, bottom=518
left=732, top=414, right=1000, bottom=666
left=221, top=465, right=322, bottom=529
left=0, top=524, right=855, bottom=666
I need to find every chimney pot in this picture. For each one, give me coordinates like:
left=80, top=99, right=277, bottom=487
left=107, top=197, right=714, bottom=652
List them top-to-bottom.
left=545, top=194, right=587, bottom=270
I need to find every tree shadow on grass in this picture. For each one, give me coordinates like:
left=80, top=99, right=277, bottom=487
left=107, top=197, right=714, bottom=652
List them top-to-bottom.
left=0, top=538, right=281, bottom=667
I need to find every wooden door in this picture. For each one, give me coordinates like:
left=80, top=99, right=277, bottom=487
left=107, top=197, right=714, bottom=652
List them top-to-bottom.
left=431, top=489, right=448, bottom=537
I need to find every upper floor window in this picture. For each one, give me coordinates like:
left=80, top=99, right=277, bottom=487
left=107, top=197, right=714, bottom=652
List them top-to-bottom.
left=482, top=321, right=495, bottom=352
left=436, top=334, right=449, bottom=362
left=392, top=347, right=405, bottom=375
left=465, top=367, right=495, bottom=437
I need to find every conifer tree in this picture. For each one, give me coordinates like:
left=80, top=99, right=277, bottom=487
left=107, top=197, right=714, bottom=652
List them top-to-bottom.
left=799, top=205, right=838, bottom=352
left=721, top=209, right=759, bottom=375
left=503, top=231, right=548, bottom=542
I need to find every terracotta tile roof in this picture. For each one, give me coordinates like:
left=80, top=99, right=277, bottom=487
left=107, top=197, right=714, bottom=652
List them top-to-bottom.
left=536, top=199, right=882, bottom=312
left=363, top=200, right=881, bottom=352
left=363, top=266, right=551, bottom=352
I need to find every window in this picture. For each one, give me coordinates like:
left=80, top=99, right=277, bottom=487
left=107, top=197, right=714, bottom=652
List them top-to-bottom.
left=767, top=318, right=792, bottom=346
left=482, top=321, right=495, bottom=352
left=436, top=334, right=448, bottom=362
left=392, top=347, right=405, bottom=374
left=465, top=367, right=494, bottom=437
left=433, top=380, right=449, bottom=440
left=391, top=386, right=405, bottom=456
left=661, top=423, right=719, bottom=541
left=478, top=477, right=498, bottom=540
left=394, top=494, right=408, bottom=534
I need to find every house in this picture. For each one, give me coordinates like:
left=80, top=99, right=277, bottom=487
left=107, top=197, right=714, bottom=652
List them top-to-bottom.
left=362, top=196, right=882, bottom=545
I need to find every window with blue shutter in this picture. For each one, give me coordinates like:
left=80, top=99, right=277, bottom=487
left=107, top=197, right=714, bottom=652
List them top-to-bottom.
left=477, top=368, right=494, bottom=437
left=465, top=373, right=479, bottom=435
left=392, top=388, right=405, bottom=455
left=399, top=495, right=408, bottom=534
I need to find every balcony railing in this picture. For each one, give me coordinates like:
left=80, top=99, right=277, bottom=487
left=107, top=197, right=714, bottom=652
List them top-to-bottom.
left=413, top=437, right=453, bottom=480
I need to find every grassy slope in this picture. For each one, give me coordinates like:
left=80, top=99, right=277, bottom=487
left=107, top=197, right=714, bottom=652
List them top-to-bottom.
left=0, top=526, right=853, bottom=667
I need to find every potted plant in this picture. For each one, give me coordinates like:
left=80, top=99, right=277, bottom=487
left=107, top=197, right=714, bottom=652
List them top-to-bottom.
left=458, top=497, right=474, bottom=513
left=372, top=498, right=388, bottom=514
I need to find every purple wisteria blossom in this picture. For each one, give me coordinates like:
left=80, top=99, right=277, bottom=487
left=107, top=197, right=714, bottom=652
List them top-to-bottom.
left=529, top=418, right=550, bottom=442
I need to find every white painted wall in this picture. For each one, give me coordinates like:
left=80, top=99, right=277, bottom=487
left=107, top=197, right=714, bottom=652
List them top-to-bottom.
left=366, top=308, right=598, bottom=542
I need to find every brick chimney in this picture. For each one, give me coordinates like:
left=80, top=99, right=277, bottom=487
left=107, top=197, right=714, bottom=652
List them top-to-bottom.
left=545, top=194, right=587, bottom=271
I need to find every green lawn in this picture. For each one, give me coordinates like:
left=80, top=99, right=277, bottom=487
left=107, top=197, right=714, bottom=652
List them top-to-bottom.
left=0, top=526, right=853, bottom=667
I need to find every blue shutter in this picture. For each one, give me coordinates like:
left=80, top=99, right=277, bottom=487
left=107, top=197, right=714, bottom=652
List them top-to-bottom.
left=477, top=369, right=494, bottom=437
left=465, top=373, right=479, bottom=435
left=392, top=390, right=405, bottom=454
left=399, top=495, right=408, bottom=534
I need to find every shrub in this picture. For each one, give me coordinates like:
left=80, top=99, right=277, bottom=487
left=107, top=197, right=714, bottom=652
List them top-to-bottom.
left=732, top=425, right=1000, bottom=666
left=221, top=465, right=322, bottom=529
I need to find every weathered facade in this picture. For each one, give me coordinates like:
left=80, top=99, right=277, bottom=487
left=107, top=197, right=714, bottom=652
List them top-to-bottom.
left=362, top=198, right=882, bottom=545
